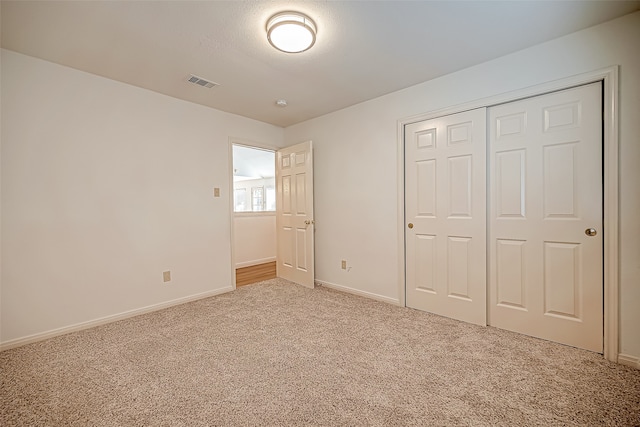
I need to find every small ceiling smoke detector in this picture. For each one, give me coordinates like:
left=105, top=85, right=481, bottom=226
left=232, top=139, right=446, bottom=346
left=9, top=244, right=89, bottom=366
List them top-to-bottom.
left=267, top=12, right=316, bottom=53
left=187, top=74, right=219, bottom=89
left=275, top=99, right=288, bottom=107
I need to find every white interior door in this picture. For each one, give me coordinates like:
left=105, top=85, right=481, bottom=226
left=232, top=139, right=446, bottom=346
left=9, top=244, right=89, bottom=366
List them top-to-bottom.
left=488, top=83, right=603, bottom=352
left=405, top=109, right=487, bottom=326
left=276, top=141, right=314, bottom=288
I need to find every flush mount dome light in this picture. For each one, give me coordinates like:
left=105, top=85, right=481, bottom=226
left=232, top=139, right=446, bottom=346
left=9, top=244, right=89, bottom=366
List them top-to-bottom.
left=267, top=12, right=316, bottom=53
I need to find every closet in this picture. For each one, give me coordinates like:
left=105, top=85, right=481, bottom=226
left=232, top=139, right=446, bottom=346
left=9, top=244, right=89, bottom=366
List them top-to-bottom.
left=404, top=83, right=603, bottom=352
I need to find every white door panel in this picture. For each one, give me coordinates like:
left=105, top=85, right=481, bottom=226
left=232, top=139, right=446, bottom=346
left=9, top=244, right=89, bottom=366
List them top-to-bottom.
left=489, top=83, right=603, bottom=352
left=405, top=108, right=487, bottom=326
left=276, top=141, right=314, bottom=288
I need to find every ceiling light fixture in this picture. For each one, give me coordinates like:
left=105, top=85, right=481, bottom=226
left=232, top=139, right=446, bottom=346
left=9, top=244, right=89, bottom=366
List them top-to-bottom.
left=266, top=12, right=316, bottom=53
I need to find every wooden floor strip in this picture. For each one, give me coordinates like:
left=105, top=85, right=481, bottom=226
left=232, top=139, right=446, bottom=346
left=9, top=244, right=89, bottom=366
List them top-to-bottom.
left=236, top=261, right=277, bottom=287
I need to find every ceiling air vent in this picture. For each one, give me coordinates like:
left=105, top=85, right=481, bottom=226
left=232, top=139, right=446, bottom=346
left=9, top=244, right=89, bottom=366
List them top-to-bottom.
left=187, top=74, right=219, bottom=89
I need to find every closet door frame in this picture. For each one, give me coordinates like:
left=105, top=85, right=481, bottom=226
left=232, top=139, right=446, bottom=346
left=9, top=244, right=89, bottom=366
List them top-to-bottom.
left=397, top=66, right=619, bottom=363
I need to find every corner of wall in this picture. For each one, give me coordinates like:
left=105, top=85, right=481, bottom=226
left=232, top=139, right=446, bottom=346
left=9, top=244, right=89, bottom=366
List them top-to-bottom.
left=618, top=354, right=640, bottom=370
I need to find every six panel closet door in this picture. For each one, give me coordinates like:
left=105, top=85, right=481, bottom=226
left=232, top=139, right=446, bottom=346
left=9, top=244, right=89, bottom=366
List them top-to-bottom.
left=488, top=82, right=603, bottom=352
left=405, top=108, right=487, bottom=326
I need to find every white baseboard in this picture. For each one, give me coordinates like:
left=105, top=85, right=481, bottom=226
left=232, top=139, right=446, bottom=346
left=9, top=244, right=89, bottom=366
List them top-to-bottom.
left=235, top=257, right=276, bottom=269
left=315, top=279, right=400, bottom=306
left=0, top=286, right=234, bottom=352
left=618, top=353, right=640, bottom=369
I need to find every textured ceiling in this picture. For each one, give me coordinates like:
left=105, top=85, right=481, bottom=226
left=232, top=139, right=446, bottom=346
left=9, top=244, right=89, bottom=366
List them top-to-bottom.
left=2, top=1, right=639, bottom=127
left=233, top=145, right=275, bottom=180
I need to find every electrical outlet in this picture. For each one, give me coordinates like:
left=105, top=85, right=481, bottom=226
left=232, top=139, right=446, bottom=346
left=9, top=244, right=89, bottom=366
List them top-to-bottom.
left=213, top=187, right=220, bottom=197
left=341, top=260, right=347, bottom=270
left=163, top=271, right=171, bottom=282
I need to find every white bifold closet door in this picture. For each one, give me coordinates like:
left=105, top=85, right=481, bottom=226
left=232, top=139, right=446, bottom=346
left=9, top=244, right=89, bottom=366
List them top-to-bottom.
left=488, top=83, right=603, bottom=352
left=405, top=109, right=487, bottom=326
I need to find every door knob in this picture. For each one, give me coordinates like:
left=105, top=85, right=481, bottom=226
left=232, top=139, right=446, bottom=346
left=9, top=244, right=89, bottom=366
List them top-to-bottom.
left=304, top=220, right=315, bottom=225
left=408, top=223, right=414, bottom=229
left=585, top=228, right=597, bottom=236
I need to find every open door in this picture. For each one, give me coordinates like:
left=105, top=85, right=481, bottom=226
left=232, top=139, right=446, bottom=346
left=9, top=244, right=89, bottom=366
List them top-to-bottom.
left=276, top=141, right=314, bottom=288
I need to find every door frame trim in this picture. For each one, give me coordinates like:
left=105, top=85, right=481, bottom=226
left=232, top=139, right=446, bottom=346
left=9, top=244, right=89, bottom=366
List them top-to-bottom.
left=397, top=66, right=619, bottom=362
left=228, top=137, right=279, bottom=290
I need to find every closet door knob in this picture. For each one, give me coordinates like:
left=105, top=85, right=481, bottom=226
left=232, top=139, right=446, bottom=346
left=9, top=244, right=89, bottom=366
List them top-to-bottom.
left=408, top=223, right=414, bottom=229
left=585, top=228, right=597, bottom=236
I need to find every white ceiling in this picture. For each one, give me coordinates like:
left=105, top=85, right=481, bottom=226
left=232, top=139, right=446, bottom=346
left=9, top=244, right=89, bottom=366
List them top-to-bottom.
left=2, top=1, right=638, bottom=127
left=233, top=144, right=275, bottom=181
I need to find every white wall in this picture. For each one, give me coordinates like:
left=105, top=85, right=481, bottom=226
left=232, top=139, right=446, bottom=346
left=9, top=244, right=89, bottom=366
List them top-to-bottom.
left=284, top=12, right=640, bottom=362
left=0, top=49, right=284, bottom=346
left=232, top=175, right=276, bottom=270
left=233, top=214, right=276, bottom=268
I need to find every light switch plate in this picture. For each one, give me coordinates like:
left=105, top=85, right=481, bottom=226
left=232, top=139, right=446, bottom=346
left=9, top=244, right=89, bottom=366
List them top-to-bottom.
left=214, top=187, right=220, bottom=197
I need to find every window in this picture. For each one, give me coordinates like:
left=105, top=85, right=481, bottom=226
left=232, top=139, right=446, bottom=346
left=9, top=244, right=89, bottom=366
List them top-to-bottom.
left=233, top=145, right=276, bottom=213
left=251, top=186, right=264, bottom=211
left=266, top=187, right=276, bottom=211
left=234, top=188, right=247, bottom=212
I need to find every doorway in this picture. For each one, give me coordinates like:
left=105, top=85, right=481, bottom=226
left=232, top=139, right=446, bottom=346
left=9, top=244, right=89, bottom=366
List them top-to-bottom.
left=230, top=140, right=316, bottom=289
left=231, top=143, right=277, bottom=286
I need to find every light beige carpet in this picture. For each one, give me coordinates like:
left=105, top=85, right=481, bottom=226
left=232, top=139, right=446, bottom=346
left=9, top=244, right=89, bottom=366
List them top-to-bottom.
left=1, top=278, right=639, bottom=426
